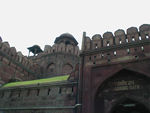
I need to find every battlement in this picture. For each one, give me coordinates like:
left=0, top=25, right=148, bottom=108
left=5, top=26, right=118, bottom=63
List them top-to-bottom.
left=81, top=24, right=150, bottom=66
left=82, top=24, right=150, bottom=51
left=0, top=40, right=41, bottom=82
left=35, top=43, right=80, bottom=59
left=44, top=43, right=79, bottom=55
left=0, top=80, right=77, bottom=113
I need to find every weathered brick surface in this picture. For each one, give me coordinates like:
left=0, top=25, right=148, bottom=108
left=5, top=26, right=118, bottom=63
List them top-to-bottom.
left=80, top=24, right=150, bottom=113
left=0, top=41, right=41, bottom=83
left=0, top=81, right=77, bottom=113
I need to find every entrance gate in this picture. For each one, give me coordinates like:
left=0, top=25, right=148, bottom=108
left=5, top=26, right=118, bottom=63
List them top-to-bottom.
left=95, top=70, right=150, bottom=113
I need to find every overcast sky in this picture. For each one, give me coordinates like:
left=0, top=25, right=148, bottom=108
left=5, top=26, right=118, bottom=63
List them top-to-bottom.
left=0, top=0, right=150, bottom=55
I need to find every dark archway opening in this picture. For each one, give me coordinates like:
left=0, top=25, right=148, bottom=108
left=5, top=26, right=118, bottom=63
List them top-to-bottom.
left=94, top=69, right=150, bottom=113
left=112, top=99, right=150, bottom=113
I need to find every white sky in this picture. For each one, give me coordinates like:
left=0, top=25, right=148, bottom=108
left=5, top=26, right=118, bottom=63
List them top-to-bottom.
left=0, top=0, right=150, bottom=55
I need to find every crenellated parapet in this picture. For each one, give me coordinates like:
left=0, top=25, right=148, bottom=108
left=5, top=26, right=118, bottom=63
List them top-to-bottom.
left=81, top=24, right=150, bottom=66
left=82, top=24, right=150, bottom=51
left=114, top=29, right=126, bottom=44
left=30, top=33, right=80, bottom=77
left=35, top=33, right=80, bottom=59
left=0, top=40, right=41, bottom=82
left=32, top=40, right=80, bottom=62
left=34, top=43, right=80, bottom=77
left=42, top=43, right=80, bottom=56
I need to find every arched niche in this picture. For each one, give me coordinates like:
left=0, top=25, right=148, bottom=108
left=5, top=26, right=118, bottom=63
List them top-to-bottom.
left=47, top=63, right=55, bottom=75
left=62, top=63, right=73, bottom=75
left=94, top=69, right=150, bottom=113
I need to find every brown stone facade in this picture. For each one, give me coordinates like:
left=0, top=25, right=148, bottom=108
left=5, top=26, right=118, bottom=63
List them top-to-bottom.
left=80, top=24, right=150, bottom=113
left=0, top=41, right=40, bottom=83
left=0, top=81, right=78, bottom=113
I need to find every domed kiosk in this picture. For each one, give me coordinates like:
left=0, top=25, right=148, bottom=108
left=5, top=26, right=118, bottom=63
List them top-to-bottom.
left=54, top=33, right=78, bottom=46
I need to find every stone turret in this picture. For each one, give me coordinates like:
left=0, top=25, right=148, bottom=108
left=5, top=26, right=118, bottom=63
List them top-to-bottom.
left=32, top=33, right=80, bottom=78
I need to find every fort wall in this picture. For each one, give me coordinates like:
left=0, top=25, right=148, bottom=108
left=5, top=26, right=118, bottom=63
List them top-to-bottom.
left=80, top=24, right=150, bottom=113
left=81, top=24, right=150, bottom=66
left=0, top=32, right=80, bottom=81
left=0, top=41, right=41, bottom=83
left=37, top=42, right=80, bottom=58
left=0, top=81, right=78, bottom=113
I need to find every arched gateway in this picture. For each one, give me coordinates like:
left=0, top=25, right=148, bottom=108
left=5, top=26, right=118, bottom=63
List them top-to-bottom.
left=80, top=24, right=150, bottom=113
left=95, top=69, right=150, bottom=113
left=111, top=98, right=149, bottom=113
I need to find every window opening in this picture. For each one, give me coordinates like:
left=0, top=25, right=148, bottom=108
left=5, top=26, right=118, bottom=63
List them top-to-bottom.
left=146, top=35, right=149, bottom=39
left=139, top=36, right=142, bottom=40
left=132, top=37, right=135, bottom=41
left=119, top=38, right=122, bottom=44
left=119, top=40, right=122, bottom=44
left=107, top=41, right=110, bottom=46
left=95, top=44, right=98, bottom=48
left=141, top=46, right=144, bottom=51
left=127, top=49, right=130, bottom=54
left=114, top=51, right=117, bottom=56
left=101, top=53, right=104, bottom=58
left=135, top=55, right=138, bottom=59
left=72, top=86, right=74, bottom=93
left=48, top=88, right=51, bottom=95
left=59, top=88, right=62, bottom=94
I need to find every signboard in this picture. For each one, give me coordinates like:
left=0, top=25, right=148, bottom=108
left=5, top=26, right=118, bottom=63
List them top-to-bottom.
left=101, top=75, right=147, bottom=94
left=110, top=80, right=140, bottom=91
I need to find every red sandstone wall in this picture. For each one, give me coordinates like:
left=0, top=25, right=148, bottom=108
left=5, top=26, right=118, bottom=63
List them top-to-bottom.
left=80, top=24, right=150, bottom=113
left=0, top=40, right=41, bottom=83
left=0, top=82, right=77, bottom=113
